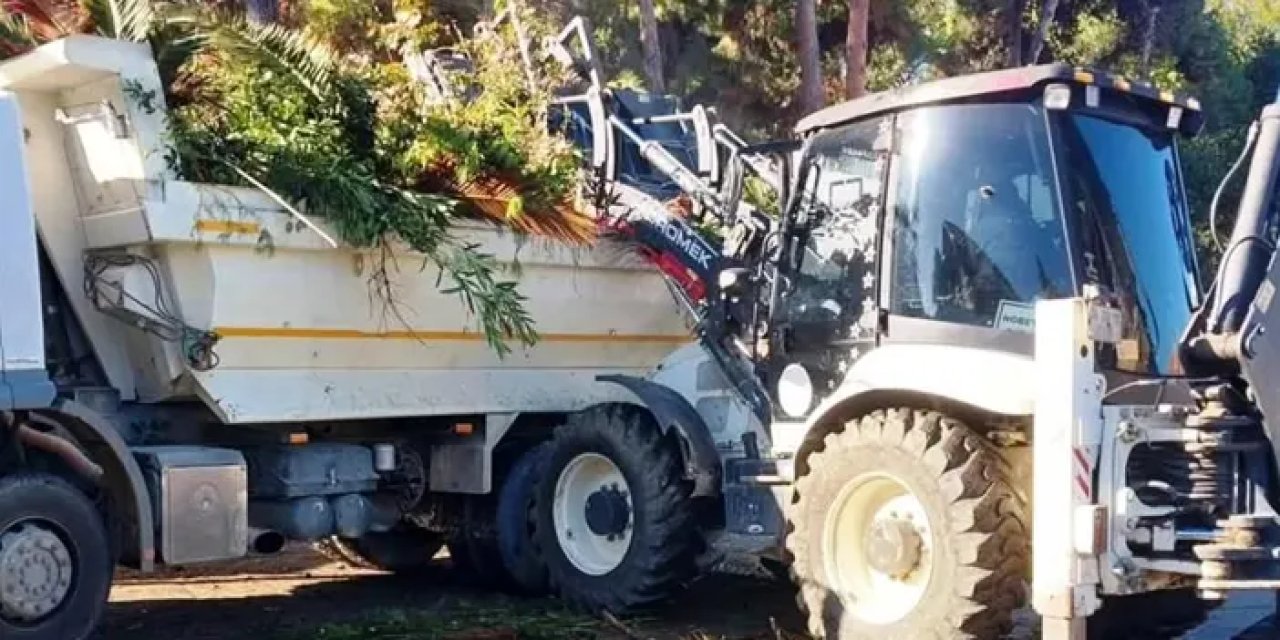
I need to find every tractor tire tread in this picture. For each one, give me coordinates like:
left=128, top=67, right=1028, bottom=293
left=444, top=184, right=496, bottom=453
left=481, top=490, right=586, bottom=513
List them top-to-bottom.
left=787, top=408, right=1029, bottom=640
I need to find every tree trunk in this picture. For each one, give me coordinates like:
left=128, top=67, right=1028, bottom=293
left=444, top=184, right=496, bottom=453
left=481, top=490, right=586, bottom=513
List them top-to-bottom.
left=244, top=0, right=278, bottom=24
left=637, top=0, right=665, bottom=94
left=797, top=0, right=824, bottom=114
left=845, top=0, right=869, bottom=100
left=1007, top=0, right=1024, bottom=67
left=1027, top=0, right=1059, bottom=64
left=1139, top=1, right=1160, bottom=77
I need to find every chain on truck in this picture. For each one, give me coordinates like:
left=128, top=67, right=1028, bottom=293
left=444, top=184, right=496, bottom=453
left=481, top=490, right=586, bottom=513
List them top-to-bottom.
left=5, top=13, right=1280, bottom=640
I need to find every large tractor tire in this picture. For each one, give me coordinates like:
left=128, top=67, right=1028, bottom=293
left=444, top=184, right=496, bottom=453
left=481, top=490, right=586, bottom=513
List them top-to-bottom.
left=533, top=406, right=698, bottom=613
left=787, top=408, right=1029, bottom=640
left=0, top=473, right=113, bottom=640
left=318, top=527, right=445, bottom=574
left=1087, top=589, right=1219, bottom=639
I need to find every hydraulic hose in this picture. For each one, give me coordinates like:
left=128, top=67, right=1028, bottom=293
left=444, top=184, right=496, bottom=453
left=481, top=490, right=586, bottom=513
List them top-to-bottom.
left=1209, top=121, right=1260, bottom=253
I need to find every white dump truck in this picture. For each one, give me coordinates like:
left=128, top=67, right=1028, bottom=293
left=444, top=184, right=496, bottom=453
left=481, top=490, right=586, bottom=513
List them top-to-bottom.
left=9, top=21, right=1280, bottom=640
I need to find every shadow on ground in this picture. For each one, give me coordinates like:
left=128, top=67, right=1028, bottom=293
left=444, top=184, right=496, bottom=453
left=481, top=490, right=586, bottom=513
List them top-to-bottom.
left=101, top=546, right=1276, bottom=639
left=99, top=549, right=805, bottom=640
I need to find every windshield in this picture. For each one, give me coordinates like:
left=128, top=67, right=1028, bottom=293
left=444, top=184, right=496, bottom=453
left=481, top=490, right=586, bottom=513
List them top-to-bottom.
left=891, top=103, right=1074, bottom=331
left=1056, top=113, right=1200, bottom=374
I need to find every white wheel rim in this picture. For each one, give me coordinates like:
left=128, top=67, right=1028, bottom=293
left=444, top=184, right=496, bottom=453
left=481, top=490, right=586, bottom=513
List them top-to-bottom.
left=553, top=453, right=632, bottom=576
left=823, top=473, right=932, bottom=625
left=0, top=520, right=74, bottom=623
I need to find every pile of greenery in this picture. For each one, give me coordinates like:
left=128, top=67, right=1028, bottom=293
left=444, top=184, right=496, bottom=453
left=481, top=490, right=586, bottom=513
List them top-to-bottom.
left=1, top=0, right=595, bottom=355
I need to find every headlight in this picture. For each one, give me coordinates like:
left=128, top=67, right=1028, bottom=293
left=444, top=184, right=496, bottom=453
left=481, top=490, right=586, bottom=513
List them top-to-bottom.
left=777, top=363, right=814, bottom=418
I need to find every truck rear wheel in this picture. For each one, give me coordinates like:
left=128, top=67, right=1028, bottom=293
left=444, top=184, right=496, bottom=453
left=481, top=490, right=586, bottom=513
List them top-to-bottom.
left=533, top=406, right=697, bottom=612
left=787, top=408, right=1028, bottom=639
left=496, top=442, right=551, bottom=594
left=0, top=473, right=112, bottom=640
left=318, top=527, right=445, bottom=574
left=448, top=530, right=508, bottom=586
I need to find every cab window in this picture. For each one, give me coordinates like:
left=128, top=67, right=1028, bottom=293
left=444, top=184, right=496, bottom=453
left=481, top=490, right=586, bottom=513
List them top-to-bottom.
left=890, top=103, right=1073, bottom=332
left=786, top=116, right=892, bottom=348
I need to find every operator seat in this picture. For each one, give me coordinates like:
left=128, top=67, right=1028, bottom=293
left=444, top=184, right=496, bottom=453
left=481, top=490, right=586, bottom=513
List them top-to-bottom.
left=964, top=156, right=1067, bottom=318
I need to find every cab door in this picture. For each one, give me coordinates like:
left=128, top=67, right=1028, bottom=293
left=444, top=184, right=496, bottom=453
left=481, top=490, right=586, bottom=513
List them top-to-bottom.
left=765, top=114, right=894, bottom=420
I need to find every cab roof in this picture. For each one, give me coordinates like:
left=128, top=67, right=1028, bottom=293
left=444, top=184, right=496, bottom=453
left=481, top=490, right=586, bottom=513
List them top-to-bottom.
left=795, top=63, right=1204, bottom=136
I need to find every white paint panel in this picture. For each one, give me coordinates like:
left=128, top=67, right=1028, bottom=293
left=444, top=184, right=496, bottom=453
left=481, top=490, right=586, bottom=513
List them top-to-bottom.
left=13, top=90, right=136, bottom=398
left=0, top=93, right=46, bottom=373
left=1032, top=298, right=1103, bottom=625
left=805, top=343, right=1036, bottom=435
left=194, top=368, right=642, bottom=424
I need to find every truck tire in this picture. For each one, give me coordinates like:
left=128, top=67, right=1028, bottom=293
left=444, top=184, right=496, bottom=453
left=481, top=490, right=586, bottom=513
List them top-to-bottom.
left=533, top=406, right=697, bottom=612
left=787, top=408, right=1028, bottom=640
left=496, top=442, right=551, bottom=594
left=0, top=473, right=112, bottom=640
left=317, top=527, right=445, bottom=574
left=448, top=530, right=509, bottom=586
left=1087, top=589, right=1218, bottom=639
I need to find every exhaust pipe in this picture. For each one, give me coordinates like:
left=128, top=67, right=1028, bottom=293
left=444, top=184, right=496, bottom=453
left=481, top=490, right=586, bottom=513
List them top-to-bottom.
left=248, top=527, right=286, bottom=555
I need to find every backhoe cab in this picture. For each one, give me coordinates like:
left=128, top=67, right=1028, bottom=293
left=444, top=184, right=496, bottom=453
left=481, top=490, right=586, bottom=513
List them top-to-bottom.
left=763, top=65, right=1204, bottom=418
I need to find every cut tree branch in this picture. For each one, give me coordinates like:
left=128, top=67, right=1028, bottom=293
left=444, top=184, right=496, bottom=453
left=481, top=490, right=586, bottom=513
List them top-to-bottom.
left=1028, top=0, right=1060, bottom=65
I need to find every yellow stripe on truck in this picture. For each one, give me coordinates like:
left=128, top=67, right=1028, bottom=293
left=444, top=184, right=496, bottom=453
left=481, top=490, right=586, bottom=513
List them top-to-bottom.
left=196, top=219, right=263, bottom=235
left=213, top=326, right=692, bottom=344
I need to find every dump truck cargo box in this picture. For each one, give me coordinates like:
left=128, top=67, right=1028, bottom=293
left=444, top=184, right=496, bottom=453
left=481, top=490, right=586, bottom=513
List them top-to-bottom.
left=0, top=36, right=693, bottom=423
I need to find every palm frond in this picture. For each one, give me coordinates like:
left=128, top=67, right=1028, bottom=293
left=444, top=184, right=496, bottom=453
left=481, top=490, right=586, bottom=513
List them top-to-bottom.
left=2, top=0, right=86, bottom=40
left=77, top=0, right=116, bottom=37
left=78, top=0, right=153, bottom=41
left=115, top=0, right=153, bottom=41
left=0, top=12, right=38, bottom=56
left=203, top=15, right=337, bottom=100
left=450, top=173, right=595, bottom=244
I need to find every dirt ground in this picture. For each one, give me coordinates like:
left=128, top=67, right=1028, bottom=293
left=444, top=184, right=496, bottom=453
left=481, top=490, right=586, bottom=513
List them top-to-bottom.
left=99, top=545, right=1280, bottom=639
left=99, top=546, right=806, bottom=639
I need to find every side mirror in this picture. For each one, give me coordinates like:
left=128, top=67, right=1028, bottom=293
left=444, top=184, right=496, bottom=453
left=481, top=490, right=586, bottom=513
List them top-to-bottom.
left=718, top=267, right=750, bottom=296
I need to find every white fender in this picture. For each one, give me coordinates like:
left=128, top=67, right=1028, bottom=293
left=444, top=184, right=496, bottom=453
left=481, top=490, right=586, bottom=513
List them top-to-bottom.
left=804, top=343, right=1036, bottom=434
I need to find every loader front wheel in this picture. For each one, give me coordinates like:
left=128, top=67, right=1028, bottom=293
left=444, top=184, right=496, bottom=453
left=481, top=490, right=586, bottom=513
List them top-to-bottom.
left=533, top=406, right=697, bottom=613
left=787, top=408, right=1028, bottom=639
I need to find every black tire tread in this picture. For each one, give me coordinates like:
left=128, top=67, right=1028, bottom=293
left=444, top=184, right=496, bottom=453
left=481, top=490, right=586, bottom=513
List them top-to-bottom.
left=535, top=405, right=697, bottom=613
left=787, top=408, right=1030, bottom=640
left=496, top=442, right=552, bottom=594
left=0, top=472, right=112, bottom=640
left=448, top=531, right=509, bottom=586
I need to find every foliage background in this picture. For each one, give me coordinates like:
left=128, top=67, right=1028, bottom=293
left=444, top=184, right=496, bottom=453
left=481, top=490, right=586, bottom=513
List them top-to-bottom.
left=277, top=0, right=1280, bottom=275
left=558, top=0, right=1280, bottom=274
